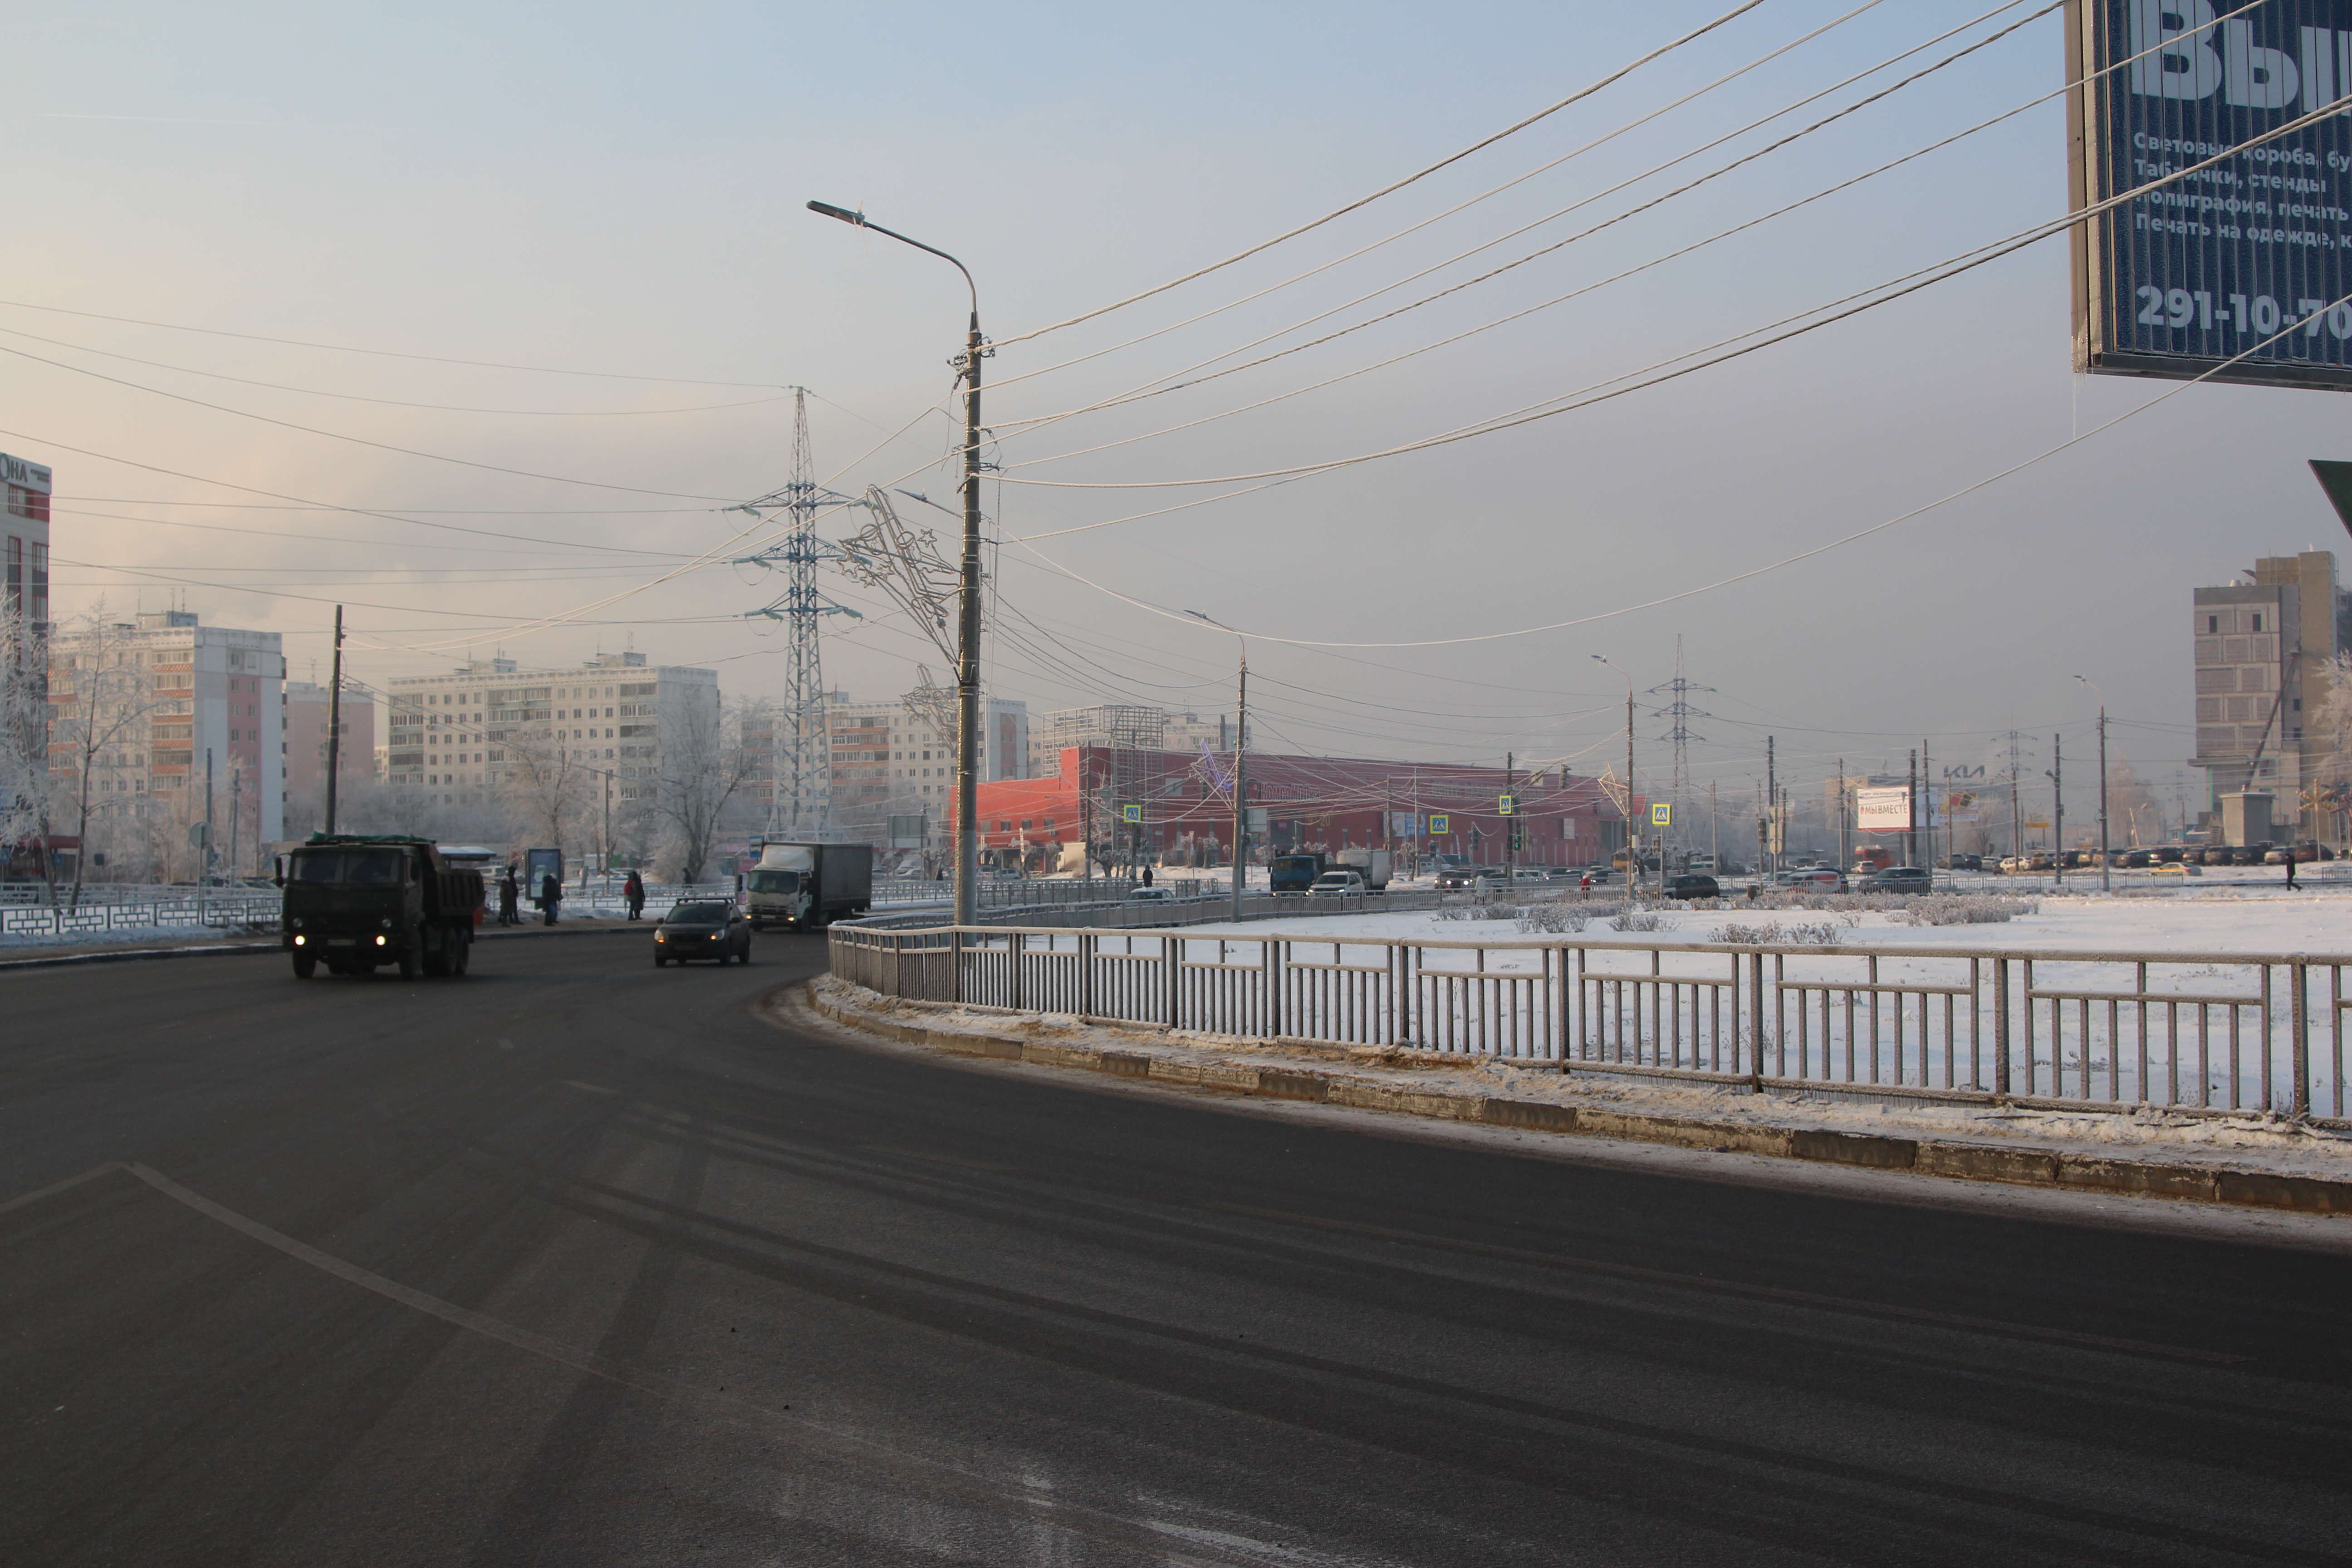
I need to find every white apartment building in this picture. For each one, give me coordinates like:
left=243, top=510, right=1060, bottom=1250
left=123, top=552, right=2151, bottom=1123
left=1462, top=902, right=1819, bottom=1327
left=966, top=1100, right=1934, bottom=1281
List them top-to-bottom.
left=1, top=451, right=49, bottom=656
left=46, top=610, right=285, bottom=870
left=384, top=651, right=719, bottom=807
left=827, top=691, right=1027, bottom=830
left=1028, top=705, right=1243, bottom=776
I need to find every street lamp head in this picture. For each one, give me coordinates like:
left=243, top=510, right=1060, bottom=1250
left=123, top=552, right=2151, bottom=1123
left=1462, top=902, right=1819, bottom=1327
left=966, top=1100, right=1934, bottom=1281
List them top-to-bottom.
left=807, top=200, right=865, bottom=227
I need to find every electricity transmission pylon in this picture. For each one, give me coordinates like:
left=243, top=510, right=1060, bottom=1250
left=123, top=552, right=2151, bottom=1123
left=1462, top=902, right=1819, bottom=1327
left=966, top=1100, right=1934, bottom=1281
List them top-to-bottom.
left=735, top=389, right=864, bottom=839
left=1647, top=637, right=1712, bottom=850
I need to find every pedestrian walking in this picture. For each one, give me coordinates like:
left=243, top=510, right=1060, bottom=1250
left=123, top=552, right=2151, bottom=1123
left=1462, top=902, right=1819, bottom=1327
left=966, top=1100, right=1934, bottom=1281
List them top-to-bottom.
left=2287, top=853, right=2299, bottom=890
left=1142, top=864, right=1153, bottom=887
left=624, top=869, right=645, bottom=921
left=498, top=870, right=519, bottom=926
left=541, top=871, right=562, bottom=926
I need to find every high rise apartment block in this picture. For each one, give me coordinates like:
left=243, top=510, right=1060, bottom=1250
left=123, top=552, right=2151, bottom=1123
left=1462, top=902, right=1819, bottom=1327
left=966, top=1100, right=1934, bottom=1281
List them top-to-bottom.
left=2191, top=551, right=2352, bottom=840
left=45, top=610, right=285, bottom=869
left=382, top=651, right=718, bottom=808
left=282, top=679, right=375, bottom=833
left=825, top=691, right=1027, bottom=834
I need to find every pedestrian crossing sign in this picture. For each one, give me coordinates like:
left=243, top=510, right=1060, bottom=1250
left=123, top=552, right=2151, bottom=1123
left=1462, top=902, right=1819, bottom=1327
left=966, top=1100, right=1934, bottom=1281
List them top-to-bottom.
left=1122, top=804, right=1142, bottom=823
left=1651, top=804, right=1672, bottom=827
left=1429, top=813, right=1450, bottom=834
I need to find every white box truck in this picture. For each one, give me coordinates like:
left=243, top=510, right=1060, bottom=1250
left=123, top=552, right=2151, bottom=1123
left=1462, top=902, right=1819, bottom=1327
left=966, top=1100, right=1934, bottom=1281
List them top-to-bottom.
left=745, top=842, right=873, bottom=930
left=1333, top=847, right=1392, bottom=890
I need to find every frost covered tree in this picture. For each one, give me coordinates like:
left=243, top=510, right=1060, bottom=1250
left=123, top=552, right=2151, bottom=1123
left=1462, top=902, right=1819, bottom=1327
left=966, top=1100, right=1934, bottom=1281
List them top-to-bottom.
left=654, top=692, right=762, bottom=885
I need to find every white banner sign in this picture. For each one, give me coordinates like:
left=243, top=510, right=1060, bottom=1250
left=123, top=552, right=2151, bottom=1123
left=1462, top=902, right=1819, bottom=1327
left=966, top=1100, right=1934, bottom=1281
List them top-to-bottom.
left=1856, top=786, right=1912, bottom=834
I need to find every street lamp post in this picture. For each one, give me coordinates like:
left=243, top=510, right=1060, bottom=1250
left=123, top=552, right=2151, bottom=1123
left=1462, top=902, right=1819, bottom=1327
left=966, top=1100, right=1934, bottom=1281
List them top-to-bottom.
left=808, top=200, right=985, bottom=927
left=1188, top=611, right=1247, bottom=922
left=1592, top=655, right=1635, bottom=896
left=2075, top=675, right=2110, bottom=892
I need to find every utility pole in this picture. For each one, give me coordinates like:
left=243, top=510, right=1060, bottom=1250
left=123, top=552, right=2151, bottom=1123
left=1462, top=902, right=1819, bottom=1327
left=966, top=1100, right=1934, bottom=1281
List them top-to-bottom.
left=807, top=200, right=983, bottom=925
left=324, top=605, right=345, bottom=835
left=2076, top=676, right=2111, bottom=892
left=2048, top=734, right=2066, bottom=889
left=1766, top=735, right=1777, bottom=876
left=1921, top=739, right=1932, bottom=877
left=201, top=747, right=214, bottom=927
left=1907, top=748, right=1919, bottom=867
left=1504, top=750, right=1515, bottom=886
left=1837, top=757, right=1847, bottom=869
left=1709, top=779, right=1718, bottom=870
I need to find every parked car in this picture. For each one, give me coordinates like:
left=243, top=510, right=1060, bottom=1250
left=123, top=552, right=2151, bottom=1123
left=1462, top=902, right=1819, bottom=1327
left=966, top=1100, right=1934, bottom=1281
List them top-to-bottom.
left=2152, top=846, right=2185, bottom=863
left=2114, top=849, right=2152, bottom=868
left=1944, top=853, right=1982, bottom=872
left=2151, top=859, right=2203, bottom=876
left=1861, top=865, right=1933, bottom=893
left=1779, top=867, right=1847, bottom=892
left=1308, top=871, right=1367, bottom=897
left=1663, top=873, right=1721, bottom=900
left=1128, top=886, right=1172, bottom=901
left=653, top=899, right=751, bottom=967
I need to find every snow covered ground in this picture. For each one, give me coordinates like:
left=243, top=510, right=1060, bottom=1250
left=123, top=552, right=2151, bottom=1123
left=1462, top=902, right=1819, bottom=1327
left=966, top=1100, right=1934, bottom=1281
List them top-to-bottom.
left=1180, top=888, right=2352, bottom=956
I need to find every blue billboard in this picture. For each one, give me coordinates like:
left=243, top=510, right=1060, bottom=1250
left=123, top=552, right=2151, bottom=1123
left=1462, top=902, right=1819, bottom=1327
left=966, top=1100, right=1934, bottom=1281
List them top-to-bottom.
left=2073, top=0, right=2352, bottom=388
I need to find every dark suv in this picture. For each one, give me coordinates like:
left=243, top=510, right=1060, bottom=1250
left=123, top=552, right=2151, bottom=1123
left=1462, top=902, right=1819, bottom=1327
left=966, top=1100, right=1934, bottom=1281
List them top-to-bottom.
left=1861, top=866, right=1933, bottom=893
left=1664, top=873, right=1721, bottom=900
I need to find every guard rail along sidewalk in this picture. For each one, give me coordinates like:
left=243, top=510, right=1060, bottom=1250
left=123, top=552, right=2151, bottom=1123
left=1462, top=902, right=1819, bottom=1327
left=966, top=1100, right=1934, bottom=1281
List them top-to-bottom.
left=829, top=924, right=2352, bottom=1126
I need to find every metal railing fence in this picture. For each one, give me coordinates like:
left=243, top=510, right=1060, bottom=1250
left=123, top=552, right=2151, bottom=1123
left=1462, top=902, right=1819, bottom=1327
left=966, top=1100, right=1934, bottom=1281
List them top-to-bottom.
left=1, top=892, right=279, bottom=939
left=828, top=924, right=2352, bottom=1123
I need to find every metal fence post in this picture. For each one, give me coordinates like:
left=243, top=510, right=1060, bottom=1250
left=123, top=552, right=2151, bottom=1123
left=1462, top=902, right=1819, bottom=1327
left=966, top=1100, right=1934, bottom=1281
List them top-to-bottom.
left=951, top=927, right=964, bottom=1006
left=1009, top=930, right=1024, bottom=1013
left=1081, top=932, right=1096, bottom=1019
left=1165, top=932, right=1179, bottom=1028
left=1269, top=939, right=1285, bottom=1040
left=1748, top=948, right=1765, bottom=1080
left=2292, top=955, right=2312, bottom=1121
left=1993, top=956, right=2010, bottom=1098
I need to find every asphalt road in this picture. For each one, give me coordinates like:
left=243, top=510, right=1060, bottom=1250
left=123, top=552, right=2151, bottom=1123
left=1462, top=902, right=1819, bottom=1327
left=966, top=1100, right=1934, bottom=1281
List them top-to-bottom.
left=2, top=930, right=2347, bottom=1567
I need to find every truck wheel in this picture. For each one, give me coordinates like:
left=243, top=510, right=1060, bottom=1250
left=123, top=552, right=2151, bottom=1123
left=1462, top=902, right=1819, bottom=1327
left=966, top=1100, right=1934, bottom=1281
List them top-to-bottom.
left=397, top=946, right=421, bottom=981
left=292, top=952, right=316, bottom=979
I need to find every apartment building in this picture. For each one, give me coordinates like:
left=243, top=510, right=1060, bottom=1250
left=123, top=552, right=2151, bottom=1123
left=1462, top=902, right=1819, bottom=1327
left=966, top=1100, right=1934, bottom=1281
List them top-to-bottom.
left=0, top=451, right=48, bottom=657
left=2192, top=552, right=2352, bottom=839
left=45, top=610, right=285, bottom=869
left=382, top=651, right=719, bottom=807
left=282, top=679, right=376, bottom=832
left=825, top=691, right=1028, bottom=833
left=1027, top=705, right=1243, bottom=776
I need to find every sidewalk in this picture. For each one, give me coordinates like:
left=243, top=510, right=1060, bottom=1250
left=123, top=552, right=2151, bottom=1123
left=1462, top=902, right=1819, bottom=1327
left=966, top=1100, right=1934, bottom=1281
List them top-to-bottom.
left=800, top=975, right=2352, bottom=1217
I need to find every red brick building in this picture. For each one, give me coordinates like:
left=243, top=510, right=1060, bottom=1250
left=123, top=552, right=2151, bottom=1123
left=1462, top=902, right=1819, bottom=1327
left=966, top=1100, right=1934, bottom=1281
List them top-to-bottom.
left=958, top=745, right=1637, bottom=871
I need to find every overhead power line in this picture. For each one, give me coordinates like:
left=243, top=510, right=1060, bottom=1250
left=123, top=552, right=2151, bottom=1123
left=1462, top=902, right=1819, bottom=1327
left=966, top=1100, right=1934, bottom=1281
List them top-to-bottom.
left=991, top=0, right=1769, bottom=348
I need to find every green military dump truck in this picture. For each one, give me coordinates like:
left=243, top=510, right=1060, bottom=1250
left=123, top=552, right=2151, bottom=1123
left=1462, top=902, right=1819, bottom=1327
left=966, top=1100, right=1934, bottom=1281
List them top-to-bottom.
left=280, top=834, right=485, bottom=980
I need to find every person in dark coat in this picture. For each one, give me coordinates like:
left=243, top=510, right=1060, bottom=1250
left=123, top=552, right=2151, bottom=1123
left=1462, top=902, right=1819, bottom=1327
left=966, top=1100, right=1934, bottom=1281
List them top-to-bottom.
left=1142, top=864, right=1153, bottom=887
left=624, top=869, right=645, bottom=921
left=498, top=870, right=519, bottom=926
left=541, top=871, right=562, bottom=926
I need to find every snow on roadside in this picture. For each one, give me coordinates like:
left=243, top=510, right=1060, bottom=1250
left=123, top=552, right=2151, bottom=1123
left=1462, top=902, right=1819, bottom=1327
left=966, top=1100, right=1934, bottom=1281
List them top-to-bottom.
left=811, top=975, right=2352, bottom=1182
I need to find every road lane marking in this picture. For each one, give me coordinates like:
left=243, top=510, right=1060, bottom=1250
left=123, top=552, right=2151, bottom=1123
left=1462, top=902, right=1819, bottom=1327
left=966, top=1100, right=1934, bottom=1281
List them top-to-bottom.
left=110, top=1161, right=1286, bottom=1568
left=0, top=1162, right=126, bottom=1216
left=1202, top=1202, right=2250, bottom=1367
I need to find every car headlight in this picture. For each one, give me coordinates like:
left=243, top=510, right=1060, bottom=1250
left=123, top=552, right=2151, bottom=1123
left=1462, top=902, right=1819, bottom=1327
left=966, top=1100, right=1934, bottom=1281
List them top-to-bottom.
left=655, top=932, right=666, bottom=941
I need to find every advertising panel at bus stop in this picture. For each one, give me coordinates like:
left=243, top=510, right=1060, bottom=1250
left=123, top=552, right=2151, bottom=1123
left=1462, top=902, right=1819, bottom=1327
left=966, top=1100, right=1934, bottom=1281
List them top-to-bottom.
left=2071, top=0, right=2352, bottom=390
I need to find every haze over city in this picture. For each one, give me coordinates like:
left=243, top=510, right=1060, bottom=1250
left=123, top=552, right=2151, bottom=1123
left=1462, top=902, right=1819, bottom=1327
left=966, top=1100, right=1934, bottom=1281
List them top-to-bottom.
left=11, top=1, right=2341, bottom=807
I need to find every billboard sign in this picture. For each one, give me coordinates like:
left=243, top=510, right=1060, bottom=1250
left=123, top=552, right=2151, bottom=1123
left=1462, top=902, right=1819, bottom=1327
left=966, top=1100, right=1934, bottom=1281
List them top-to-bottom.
left=2073, top=0, right=2352, bottom=389
left=1856, top=786, right=1913, bottom=834
left=1388, top=811, right=1422, bottom=837
left=886, top=814, right=927, bottom=848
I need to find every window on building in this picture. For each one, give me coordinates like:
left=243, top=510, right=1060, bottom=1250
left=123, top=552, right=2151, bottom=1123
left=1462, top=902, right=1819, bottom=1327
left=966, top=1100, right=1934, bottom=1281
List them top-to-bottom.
left=2252, top=613, right=2264, bottom=632
left=2208, top=615, right=2219, bottom=633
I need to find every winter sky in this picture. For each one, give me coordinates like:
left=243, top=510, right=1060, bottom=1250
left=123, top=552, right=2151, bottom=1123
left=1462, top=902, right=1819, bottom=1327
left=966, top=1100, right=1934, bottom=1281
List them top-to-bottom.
left=9, top=2, right=2344, bottom=813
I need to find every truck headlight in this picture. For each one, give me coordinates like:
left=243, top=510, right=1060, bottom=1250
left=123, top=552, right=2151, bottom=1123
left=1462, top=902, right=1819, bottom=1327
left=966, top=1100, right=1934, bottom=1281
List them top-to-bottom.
left=293, top=934, right=305, bottom=946
left=375, top=935, right=387, bottom=946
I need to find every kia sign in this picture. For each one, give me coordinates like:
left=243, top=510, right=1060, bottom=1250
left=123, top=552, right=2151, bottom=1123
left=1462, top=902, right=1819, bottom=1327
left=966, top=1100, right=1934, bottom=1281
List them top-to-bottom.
left=2071, top=0, right=2352, bottom=389
left=1856, top=786, right=1913, bottom=834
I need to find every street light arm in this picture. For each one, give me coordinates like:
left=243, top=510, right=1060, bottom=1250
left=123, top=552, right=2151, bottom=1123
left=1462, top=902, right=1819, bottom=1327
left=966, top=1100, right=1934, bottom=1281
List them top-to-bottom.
left=806, top=201, right=977, bottom=316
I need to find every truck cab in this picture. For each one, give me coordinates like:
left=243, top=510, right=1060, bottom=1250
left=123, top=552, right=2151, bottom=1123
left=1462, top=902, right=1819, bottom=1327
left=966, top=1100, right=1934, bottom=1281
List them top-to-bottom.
left=282, top=835, right=482, bottom=980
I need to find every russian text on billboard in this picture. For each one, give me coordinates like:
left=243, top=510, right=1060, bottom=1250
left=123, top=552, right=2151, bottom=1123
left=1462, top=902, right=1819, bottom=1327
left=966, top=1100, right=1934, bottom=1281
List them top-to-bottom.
left=2073, top=0, right=2352, bottom=389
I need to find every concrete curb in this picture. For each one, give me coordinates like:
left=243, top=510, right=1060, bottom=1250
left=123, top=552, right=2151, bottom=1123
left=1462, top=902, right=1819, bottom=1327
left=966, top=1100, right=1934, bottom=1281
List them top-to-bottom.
left=0, top=918, right=647, bottom=974
left=804, top=984, right=2352, bottom=1218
